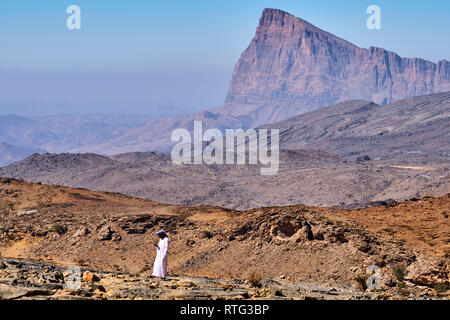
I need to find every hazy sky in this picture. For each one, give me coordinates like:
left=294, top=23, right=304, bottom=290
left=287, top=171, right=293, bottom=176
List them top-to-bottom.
left=1, top=0, right=449, bottom=116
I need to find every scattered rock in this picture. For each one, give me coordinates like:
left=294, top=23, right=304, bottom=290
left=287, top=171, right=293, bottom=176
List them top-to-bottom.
left=356, top=155, right=371, bottom=163
left=17, top=209, right=38, bottom=217
left=97, top=224, right=113, bottom=241
left=73, top=226, right=89, bottom=238
left=31, top=229, right=48, bottom=237
left=112, top=233, right=122, bottom=242
left=186, top=239, right=196, bottom=246
left=0, top=258, right=445, bottom=300
left=82, top=271, right=100, bottom=283
left=381, top=275, right=396, bottom=288
left=0, top=284, right=30, bottom=300
left=89, top=284, right=106, bottom=292
left=107, top=288, right=122, bottom=299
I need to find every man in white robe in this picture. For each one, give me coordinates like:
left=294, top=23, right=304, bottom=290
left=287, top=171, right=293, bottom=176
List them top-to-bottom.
left=152, top=230, right=169, bottom=279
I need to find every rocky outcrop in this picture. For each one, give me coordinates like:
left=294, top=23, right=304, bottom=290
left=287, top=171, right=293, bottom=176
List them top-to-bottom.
left=222, top=8, right=450, bottom=127
left=405, top=255, right=450, bottom=286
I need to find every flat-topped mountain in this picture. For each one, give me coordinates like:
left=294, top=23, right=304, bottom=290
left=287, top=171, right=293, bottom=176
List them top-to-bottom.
left=221, top=8, right=450, bottom=127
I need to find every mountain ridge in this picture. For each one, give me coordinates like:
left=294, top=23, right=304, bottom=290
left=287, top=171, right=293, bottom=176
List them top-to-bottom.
left=263, top=91, right=450, bottom=157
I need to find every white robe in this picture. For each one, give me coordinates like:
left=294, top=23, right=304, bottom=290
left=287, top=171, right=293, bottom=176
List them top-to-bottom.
left=152, top=236, right=169, bottom=278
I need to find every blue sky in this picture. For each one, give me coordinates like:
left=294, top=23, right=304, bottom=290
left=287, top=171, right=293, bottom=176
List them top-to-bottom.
left=0, top=0, right=449, bottom=115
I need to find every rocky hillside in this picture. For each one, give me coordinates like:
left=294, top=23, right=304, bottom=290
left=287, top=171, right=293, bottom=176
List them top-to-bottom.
left=222, top=8, right=450, bottom=127
left=2, top=91, right=449, bottom=210
left=263, top=91, right=450, bottom=158
left=1, top=150, right=448, bottom=210
left=0, top=178, right=448, bottom=299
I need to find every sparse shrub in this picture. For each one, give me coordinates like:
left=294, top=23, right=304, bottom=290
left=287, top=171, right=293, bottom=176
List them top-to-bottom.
left=356, top=155, right=371, bottom=162
left=441, top=211, right=448, bottom=219
left=165, top=223, right=176, bottom=234
left=50, top=224, right=67, bottom=235
left=201, top=231, right=214, bottom=239
left=6, top=233, right=16, bottom=241
left=140, top=265, right=151, bottom=273
left=393, top=265, right=405, bottom=282
left=248, top=271, right=262, bottom=288
left=355, top=275, right=368, bottom=291
left=397, top=282, right=406, bottom=289
left=434, top=284, right=450, bottom=294
left=397, top=287, right=410, bottom=297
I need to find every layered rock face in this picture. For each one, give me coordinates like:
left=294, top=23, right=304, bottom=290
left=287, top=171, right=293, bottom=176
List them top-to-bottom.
left=222, top=8, right=450, bottom=127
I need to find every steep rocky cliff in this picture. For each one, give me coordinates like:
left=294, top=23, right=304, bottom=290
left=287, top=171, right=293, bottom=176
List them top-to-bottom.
left=221, top=8, right=450, bottom=126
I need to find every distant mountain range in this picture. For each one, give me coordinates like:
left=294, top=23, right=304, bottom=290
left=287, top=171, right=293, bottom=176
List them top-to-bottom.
left=0, top=8, right=449, bottom=161
left=1, top=92, right=448, bottom=209
left=0, top=114, right=153, bottom=165
left=0, top=143, right=44, bottom=167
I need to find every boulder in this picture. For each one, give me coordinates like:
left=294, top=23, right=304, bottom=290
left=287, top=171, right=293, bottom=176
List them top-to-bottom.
left=17, top=209, right=38, bottom=217
left=293, top=223, right=314, bottom=242
left=97, top=224, right=113, bottom=241
left=404, top=255, right=449, bottom=286
left=82, top=271, right=100, bottom=283
left=0, top=284, right=30, bottom=300
left=0, top=284, right=53, bottom=300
